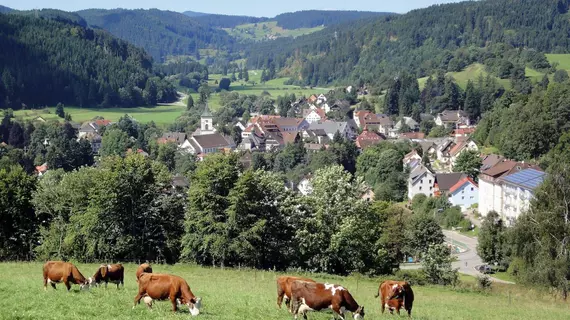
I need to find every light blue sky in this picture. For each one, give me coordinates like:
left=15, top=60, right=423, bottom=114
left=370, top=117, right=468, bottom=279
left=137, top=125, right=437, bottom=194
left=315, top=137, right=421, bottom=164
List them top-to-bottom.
left=3, top=0, right=463, bottom=17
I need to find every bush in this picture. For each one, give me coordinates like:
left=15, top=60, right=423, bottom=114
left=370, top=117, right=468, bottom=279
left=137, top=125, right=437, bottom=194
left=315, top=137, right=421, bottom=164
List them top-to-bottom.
left=443, top=206, right=464, bottom=228
left=422, top=244, right=459, bottom=286
left=393, top=269, right=428, bottom=286
left=477, top=275, right=492, bottom=291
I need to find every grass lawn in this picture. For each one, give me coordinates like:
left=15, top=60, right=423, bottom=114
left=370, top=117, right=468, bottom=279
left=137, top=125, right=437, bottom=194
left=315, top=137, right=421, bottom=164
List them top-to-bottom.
left=222, top=21, right=323, bottom=41
left=546, top=54, right=570, bottom=71
left=200, top=71, right=330, bottom=111
left=13, top=105, right=187, bottom=126
left=460, top=226, right=480, bottom=238
left=1, top=262, right=569, bottom=319
left=492, top=271, right=517, bottom=284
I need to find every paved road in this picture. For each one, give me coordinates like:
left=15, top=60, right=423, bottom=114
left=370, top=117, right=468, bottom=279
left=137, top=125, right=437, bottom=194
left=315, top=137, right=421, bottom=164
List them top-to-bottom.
left=401, top=230, right=514, bottom=284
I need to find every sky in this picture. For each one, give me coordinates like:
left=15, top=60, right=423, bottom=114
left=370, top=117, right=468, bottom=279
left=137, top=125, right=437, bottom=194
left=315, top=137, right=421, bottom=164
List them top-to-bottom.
left=3, top=0, right=463, bottom=17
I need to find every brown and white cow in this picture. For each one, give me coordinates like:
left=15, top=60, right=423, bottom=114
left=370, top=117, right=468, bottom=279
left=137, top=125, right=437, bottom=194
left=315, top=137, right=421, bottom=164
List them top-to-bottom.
left=42, top=261, right=90, bottom=291
left=89, top=263, right=124, bottom=288
left=136, top=263, right=152, bottom=281
left=133, top=273, right=202, bottom=315
left=277, top=276, right=316, bottom=312
left=291, top=280, right=364, bottom=320
left=375, top=280, right=414, bottom=317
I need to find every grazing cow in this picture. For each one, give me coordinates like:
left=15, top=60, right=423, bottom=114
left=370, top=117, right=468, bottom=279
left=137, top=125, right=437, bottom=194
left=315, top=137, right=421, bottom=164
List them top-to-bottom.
left=42, top=261, right=89, bottom=291
left=89, top=263, right=124, bottom=288
left=136, top=263, right=152, bottom=281
left=133, top=273, right=202, bottom=315
left=277, top=276, right=316, bottom=312
left=291, top=280, right=365, bottom=320
left=374, top=280, right=414, bottom=317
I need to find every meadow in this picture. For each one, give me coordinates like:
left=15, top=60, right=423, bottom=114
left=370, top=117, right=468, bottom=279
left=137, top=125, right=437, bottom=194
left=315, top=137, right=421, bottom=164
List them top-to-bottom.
left=222, top=21, right=324, bottom=41
left=12, top=70, right=330, bottom=125
left=1, top=262, right=569, bottom=320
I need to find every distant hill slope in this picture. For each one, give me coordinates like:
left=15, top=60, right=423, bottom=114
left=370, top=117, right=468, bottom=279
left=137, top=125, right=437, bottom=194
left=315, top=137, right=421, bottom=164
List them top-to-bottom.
left=245, top=0, right=570, bottom=87
left=0, top=5, right=13, bottom=13
left=77, top=9, right=237, bottom=62
left=273, top=10, right=394, bottom=29
left=182, top=11, right=209, bottom=17
left=0, top=13, right=176, bottom=109
left=190, top=13, right=269, bottom=28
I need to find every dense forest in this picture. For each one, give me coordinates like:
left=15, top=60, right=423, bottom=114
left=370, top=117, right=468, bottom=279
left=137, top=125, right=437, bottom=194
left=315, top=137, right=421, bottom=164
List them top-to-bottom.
left=246, top=0, right=570, bottom=87
left=0, top=5, right=13, bottom=14
left=77, top=9, right=237, bottom=62
left=273, top=10, right=393, bottom=29
left=0, top=13, right=177, bottom=109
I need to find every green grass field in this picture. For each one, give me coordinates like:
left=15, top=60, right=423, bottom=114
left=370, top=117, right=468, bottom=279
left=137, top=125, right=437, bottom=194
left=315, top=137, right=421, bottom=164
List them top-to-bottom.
left=222, top=21, right=324, bottom=41
left=546, top=54, right=570, bottom=71
left=197, top=70, right=329, bottom=111
left=13, top=104, right=187, bottom=126
left=1, top=262, right=569, bottom=319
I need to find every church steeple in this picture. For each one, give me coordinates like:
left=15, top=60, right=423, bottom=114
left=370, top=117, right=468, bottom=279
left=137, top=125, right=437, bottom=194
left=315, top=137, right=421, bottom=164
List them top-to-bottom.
left=201, top=103, right=213, bottom=118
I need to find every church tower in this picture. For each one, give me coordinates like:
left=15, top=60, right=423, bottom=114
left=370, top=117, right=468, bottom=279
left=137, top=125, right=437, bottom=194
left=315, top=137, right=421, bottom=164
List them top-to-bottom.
left=200, top=103, right=214, bottom=135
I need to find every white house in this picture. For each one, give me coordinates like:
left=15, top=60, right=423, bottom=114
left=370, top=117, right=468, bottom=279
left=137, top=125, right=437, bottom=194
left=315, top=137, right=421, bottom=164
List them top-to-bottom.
left=317, top=94, right=327, bottom=105
left=305, top=109, right=326, bottom=124
left=435, top=110, right=471, bottom=128
left=394, top=117, right=420, bottom=132
left=309, top=121, right=355, bottom=140
left=450, top=139, right=479, bottom=168
left=478, top=161, right=543, bottom=224
left=408, top=165, right=436, bottom=200
left=499, top=168, right=546, bottom=226
left=298, top=176, right=313, bottom=195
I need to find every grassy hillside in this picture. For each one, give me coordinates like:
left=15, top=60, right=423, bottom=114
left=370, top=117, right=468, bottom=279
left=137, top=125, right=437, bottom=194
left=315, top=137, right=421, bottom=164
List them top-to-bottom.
left=223, top=21, right=324, bottom=41
left=13, top=105, right=186, bottom=126
left=1, top=262, right=569, bottom=319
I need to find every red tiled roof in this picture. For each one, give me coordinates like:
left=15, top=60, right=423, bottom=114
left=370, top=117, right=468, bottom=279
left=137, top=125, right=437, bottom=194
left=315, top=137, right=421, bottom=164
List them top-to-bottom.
left=94, top=119, right=112, bottom=127
left=453, top=128, right=476, bottom=136
left=356, top=129, right=385, bottom=149
left=35, top=164, right=48, bottom=173
left=449, top=177, right=478, bottom=194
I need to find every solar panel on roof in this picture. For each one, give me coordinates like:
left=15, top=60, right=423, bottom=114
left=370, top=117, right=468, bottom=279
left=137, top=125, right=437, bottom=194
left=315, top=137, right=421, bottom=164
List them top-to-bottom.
left=502, top=169, right=546, bottom=190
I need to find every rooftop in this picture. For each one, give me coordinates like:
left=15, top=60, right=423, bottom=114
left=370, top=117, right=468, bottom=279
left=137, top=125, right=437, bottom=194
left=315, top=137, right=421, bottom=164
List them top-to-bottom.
left=501, top=168, right=546, bottom=190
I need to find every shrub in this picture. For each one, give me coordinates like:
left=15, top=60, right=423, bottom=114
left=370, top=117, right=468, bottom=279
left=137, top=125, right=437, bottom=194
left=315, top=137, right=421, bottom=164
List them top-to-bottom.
left=393, top=269, right=427, bottom=286
left=477, top=275, right=492, bottom=291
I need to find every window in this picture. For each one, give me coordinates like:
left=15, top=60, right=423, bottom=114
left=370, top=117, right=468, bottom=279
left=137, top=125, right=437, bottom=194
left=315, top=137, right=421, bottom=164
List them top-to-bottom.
left=420, top=179, right=423, bottom=184
left=429, top=179, right=432, bottom=184
left=419, top=187, right=422, bottom=191
left=430, top=187, right=433, bottom=191
left=471, top=187, right=474, bottom=191
left=462, top=190, right=464, bottom=194
left=462, top=196, right=465, bottom=200
left=470, top=196, right=474, bottom=199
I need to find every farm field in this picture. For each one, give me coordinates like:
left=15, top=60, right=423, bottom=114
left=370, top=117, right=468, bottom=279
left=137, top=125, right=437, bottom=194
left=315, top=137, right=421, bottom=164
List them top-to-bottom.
left=222, top=21, right=324, bottom=41
left=546, top=53, right=570, bottom=71
left=418, top=64, right=511, bottom=90
left=13, top=104, right=186, bottom=126
left=1, top=262, right=569, bottom=320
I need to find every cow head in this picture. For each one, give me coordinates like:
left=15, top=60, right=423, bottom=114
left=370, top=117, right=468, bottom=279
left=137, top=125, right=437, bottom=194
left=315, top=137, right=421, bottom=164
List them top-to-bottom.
left=80, top=279, right=91, bottom=290
left=181, top=297, right=202, bottom=316
left=353, top=306, right=365, bottom=319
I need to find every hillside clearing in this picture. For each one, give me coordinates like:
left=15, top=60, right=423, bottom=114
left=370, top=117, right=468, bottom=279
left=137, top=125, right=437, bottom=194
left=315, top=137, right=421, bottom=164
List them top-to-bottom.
left=222, top=21, right=323, bottom=41
left=1, top=262, right=569, bottom=319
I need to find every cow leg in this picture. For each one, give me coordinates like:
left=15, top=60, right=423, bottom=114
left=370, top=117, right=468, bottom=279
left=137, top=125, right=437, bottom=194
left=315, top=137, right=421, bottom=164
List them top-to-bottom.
left=64, top=279, right=71, bottom=291
left=105, top=281, right=108, bottom=289
left=51, top=282, right=57, bottom=290
left=133, top=289, right=145, bottom=309
left=170, top=296, right=178, bottom=312
left=381, top=298, right=386, bottom=314
left=331, top=305, right=345, bottom=320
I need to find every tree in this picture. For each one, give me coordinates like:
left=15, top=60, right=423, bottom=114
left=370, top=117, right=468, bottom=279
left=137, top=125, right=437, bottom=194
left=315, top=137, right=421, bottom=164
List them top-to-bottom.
left=244, top=66, right=250, bottom=82
left=554, top=70, right=569, bottom=83
left=539, top=74, right=550, bottom=89
left=219, top=78, right=231, bottom=91
left=463, top=80, right=480, bottom=120
left=198, top=84, right=211, bottom=104
left=187, top=94, right=194, bottom=110
left=55, top=103, right=65, bottom=118
left=7, top=121, right=24, bottom=148
left=428, top=125, right=450, bottom=138
left=100, top=129, right=129, bottom=157
left=157, top=142, right=178, bottom=171
left=453, top=150, right=482, bottom=181
left=181, top=154, right=240, bottom=266
left=509, top=160, right=570, bottom=298
left=0, top=165, right=37, bottom=260
left=477, top=211, right=506, bottom=266
left=405, top=213, right=445, bottom=259
left=422, top=244, right=458, bottom=285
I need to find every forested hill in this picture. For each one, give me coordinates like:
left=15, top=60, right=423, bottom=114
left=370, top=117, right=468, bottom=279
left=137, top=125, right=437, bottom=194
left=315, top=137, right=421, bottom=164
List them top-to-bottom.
left=246, top=0, right=570, bottom=87
left=0, top=5, right=13, bottom=13
left=11, top=8, right=88, bottom=27
left=77, top=9, right=237, bottom=62
left=273, top=10, right=393, bottom=29
left=0, top=13, right=177, bottom=109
